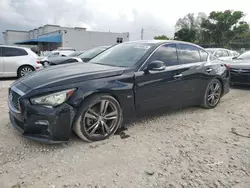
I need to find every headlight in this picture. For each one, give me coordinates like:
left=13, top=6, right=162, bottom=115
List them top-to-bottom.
left=30, top=89, right=76, bottom=107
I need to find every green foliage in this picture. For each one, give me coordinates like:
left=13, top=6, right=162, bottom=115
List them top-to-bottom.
left=174, top=10, right=250, bottom=47
left=201, top=10, right=249, bottom=47
left=174, top=13, right=207, bottom=42
left=174, top=28, right=196, bottom=42
left=154, top=35, right=169, bottom=40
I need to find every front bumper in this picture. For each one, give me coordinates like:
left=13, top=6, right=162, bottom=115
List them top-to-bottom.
left=230, top=72, right=250, bottom=85
left=9, top=99, right=76, bottom=143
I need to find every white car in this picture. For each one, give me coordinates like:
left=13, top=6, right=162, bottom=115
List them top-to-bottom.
left=0, top=45, right=43, bottom=78
left=206, top=48, right=234, bottom=61
left=40, top=50, right=75, bottom=63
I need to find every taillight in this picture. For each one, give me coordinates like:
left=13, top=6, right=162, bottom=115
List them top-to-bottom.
left=36, top=60, right=41, bottom=64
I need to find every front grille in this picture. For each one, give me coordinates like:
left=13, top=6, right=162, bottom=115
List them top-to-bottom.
left=230, top=68, right=250, bottom=74
left=9, top=90, right=21, bottom=110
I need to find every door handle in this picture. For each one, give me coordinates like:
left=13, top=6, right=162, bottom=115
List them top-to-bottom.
left=206, top=68, right=213, bottom=73
left=173, top=73, right=183, bottom=79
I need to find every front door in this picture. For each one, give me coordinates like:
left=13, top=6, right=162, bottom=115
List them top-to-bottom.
left=135, top=44, right=180, bottom=111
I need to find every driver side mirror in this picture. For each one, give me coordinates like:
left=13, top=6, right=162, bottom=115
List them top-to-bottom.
left=146, top=60, right=166, bottom=72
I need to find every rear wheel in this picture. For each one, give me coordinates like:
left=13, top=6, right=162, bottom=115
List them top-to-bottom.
left=17, top=65, right=35, bottom=78
left=202, top=79, right=222, bottom=109
left=73, top=94, right=123, bottom=142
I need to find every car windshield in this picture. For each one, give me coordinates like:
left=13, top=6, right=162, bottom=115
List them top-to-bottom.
left=89, top=43, right=153, bottom=67
left=79, top=47, right=108, bottom=59
left=206, top=49, right=216, bottom=54
left=68, top=51, right=83, bottom=57
left=237, top=51, right=250, bottom=59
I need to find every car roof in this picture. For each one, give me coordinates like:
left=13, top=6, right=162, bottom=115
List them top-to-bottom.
left=124, top=40, right=203, bottom=48
left=0, top=45, right=30, bottom=50
left=206, top=48, right=229, bottom=51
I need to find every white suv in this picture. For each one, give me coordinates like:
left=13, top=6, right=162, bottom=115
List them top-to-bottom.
left=0, top=45, right=43, bottom=78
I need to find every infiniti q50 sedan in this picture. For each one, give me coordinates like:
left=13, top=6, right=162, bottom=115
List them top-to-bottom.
left=8, top=40, right=230, bottom=143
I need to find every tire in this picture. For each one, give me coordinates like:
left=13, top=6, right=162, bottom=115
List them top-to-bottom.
left=43, top=61, right=50, bottom=67
left=17, top=65, right=35, bottom=78
left=202, top=79, right=222, bottom=109
left=73, top=94, right=123, bottom=142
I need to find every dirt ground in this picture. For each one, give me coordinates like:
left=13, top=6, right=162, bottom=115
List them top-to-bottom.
left=0, top=80, right=250, bottom=188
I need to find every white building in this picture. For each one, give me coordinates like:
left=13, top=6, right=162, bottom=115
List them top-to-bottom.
left=2, top=24, right=129, bottom=52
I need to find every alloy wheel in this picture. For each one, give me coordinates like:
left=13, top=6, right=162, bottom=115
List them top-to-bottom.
left=20, top=67, right=33, bottom=77
left=207, top=82, right=221, bottom=106
left=82, top=99, right=119, bottom=137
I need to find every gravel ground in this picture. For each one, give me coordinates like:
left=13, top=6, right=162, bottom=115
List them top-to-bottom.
left=0, top=79, right=250, bottom=188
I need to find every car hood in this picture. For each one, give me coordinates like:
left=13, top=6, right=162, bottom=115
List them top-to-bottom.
left=229, top=59, right=250, bottom=69
left=14, top=63, right=125, bottom=89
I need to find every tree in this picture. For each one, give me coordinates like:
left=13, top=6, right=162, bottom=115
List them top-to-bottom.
left=200, top=10, right=250, bottom=47
left=174, top=13, right=207, bottom=42
left=154, top=35, right=169, bottom=40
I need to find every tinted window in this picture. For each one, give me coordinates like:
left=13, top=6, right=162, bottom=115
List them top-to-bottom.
left=147, top=44, right=178, bottom=66
left=177, top=44, right=200, bottom=64
left=0, top=47, right=2, bottom=57
left=2, top=47, right=28, bottom=57
left=200, top=50, right=208, bottom=61
left=215, top=50, right=223, bottom=57
left=222, top=50, right=229, bottom=57
left=209, top=55, right=218, bottom=61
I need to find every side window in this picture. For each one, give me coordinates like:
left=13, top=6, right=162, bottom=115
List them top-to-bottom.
left=147, top=44, right=178, bottom=66
left=177, top=44, right=200, bottom=64
left=0, top=47, right=2, bottom=57
left=2, top=47, right=28, bottom=57
left=199, top=50, right=209, bottom=61
left=215, top=50, right=223, bottom=57
left=222, top=50, right=229, bottom=57
left=209, top=55, right=218, bottom=61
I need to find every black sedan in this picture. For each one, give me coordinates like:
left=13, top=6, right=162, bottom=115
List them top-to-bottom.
left=8, top=40, right=230, bottom=143
left=43, top=46, right=109, bottom=67
left=229, top=50, right=250, bottom=85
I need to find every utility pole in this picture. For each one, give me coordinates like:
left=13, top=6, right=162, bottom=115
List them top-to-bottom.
left=141, top=28, right=144, bottom=40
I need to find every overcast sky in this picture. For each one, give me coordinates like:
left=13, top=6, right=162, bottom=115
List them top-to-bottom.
left=1, top=0, right=250, bottom=43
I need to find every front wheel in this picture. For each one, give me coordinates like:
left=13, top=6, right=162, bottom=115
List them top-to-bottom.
left=202, top=79, right=222, bottom=109
left=73, top=95, right=123, bottom=142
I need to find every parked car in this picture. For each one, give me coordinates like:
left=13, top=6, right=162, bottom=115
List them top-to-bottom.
left=8, top=40, right=230, bottom=143
left=0, top=45, right=43, bottom=78
left=44, top=46, right=109, bottom=67
left=78, top=46, right=110, bottom=62
left=206, top=48, right=234, bottom=61
left=40, top=49, right=75, bottom=65
left=229, top=50, right=250, bottom=85
left=231, top=50, right=240, bottom=58
left=42, top=51, right=85, bottom=67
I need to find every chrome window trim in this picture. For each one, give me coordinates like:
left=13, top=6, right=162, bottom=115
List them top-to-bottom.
left=138, top=43, right=169, bottom=72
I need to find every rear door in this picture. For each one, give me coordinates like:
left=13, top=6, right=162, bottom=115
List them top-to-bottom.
left=175, top=44, right=209, bottom=104
left=0, top=47, right=3, bottom=75
left=2, top=47, right=28, bottom=76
